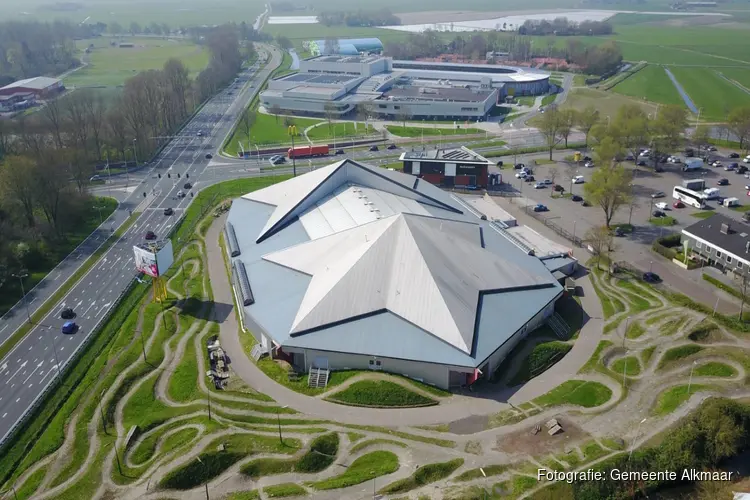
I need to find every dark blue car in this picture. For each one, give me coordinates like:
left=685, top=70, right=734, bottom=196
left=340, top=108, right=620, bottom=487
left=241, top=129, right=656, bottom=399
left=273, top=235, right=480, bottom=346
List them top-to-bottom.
left=62, top=321, right=77, bottom=334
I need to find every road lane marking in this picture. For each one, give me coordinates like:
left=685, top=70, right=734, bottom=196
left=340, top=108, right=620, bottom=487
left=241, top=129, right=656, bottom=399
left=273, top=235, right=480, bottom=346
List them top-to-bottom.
left=6, top=361, right=27, bottom=384
left=23, top=361, right=43, bottom=384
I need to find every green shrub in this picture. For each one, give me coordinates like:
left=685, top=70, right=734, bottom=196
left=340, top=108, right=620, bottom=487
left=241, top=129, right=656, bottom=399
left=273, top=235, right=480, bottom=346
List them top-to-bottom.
left=702, top=273, right=744, bottom=300
left=510, top=341, right=572, bottom=385
left=658, top=344, right=703, bottom=369
left=327, top=381, right=437, bottom=407
left=296, top=432, right=339, bottom=473
left=311, top=451, right=399, bottom=490
left=240, top=458, right=294, bottom=479
left=379, top=458, right=464, bottom=494
left=455, top=464, right=510, bottom=481
left=263, top=482, right=307, bottom=498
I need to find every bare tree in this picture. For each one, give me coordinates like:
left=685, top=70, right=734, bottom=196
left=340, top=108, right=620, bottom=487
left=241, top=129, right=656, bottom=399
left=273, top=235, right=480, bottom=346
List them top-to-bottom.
left=323, top=36, right=340, bottom=55
left=83, top=90, right=106, bottom=160
left=64, top=91, right=92, bottom=156
left=41, top=97, right=65, bottom=149
left=105, top=98, right=130, bottom=161
left=323, top=102, right=337, bottom=131
left=269, top=104, right=282, bottom=125
left=396, top=108, right=411, bottom=130
left=558, top=109, right=576, bottom=148
left=238, top=110, right=255, bottom=143
left=34, top=154, right=69, bottom=234
left=0, top=156, right=38, bottom=227
left=564, top=162, right=578, bottom=193
left=548, top=166, right=559, bottom=196
left=585, top=225, right=612, bottom=271
left=736, top=273, right=750, bottom=320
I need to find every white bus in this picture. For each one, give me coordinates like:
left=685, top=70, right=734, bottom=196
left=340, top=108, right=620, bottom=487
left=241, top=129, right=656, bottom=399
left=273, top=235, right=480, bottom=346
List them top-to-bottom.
left=673, top=186, right=706, bottom=209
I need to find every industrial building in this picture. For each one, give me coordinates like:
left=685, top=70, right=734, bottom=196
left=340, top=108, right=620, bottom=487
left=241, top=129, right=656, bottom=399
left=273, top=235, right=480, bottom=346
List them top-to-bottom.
left=260, top=54, right=549, bottom=121
left=0, top=77, right=64, bottom=98
left=399, top=146, right=493, bottom=189
left=224, top=159, right=576, bottom=390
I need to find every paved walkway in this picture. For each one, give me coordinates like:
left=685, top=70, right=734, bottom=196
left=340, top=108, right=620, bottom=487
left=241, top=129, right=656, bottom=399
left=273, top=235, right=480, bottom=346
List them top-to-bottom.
left=205, top=206, right=606, bottom=425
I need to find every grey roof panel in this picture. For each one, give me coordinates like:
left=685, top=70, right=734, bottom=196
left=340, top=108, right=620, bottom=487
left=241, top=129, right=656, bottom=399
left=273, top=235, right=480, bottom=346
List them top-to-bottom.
left=682, top=213, right=750, bottom=259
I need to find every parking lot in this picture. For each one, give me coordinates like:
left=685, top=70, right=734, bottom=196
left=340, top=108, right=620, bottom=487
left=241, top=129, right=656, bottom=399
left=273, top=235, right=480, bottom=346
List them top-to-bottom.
left=492, top=145, right=750, bottom=270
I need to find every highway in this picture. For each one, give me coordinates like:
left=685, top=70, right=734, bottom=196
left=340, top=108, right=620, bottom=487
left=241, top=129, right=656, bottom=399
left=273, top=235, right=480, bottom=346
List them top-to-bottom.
left=0, top=44, right=283, bottom=445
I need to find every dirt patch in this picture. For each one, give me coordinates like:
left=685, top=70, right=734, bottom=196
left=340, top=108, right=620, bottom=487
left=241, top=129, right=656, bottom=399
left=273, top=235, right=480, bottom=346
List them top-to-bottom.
left=448, top=414, right=489, bottom=434
left=494, top=416, right=590, bottom=456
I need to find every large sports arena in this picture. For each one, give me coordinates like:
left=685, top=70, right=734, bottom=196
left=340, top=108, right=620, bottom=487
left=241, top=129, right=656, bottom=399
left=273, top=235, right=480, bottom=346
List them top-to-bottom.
left=260, top=54, right=549, bottom=120
left=223, top=159, right=574, bottom=390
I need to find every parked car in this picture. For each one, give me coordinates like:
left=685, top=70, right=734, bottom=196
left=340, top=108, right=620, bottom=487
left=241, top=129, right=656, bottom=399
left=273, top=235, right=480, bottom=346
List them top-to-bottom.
left=387, top=144, right=397, bottom=150
left=369, top=145, right=379, bottom=151
left=707, top=145, right=717, bottom=152
left=684, top=148, right=695, bottom=157
left=335, top=149, right=345, bottom=155
left=730, top=152, right=741, bottom=158
left=205, top=153, right=213, bottom=159
left=268, top=155, right=284, bottom=165
left=582, top=155, right=592, bottom=162
left=744, top=155, right=750, bottom=163
left=668, top=156, right=682, bottom=164
left=496, top=160, right=504, bottom=167
left=637, top=160, right=647, bottom=167
left=712, top=160, right=723, bottom=167
left=584, top=161, right=595, bottom=168
left=514, top=163, right=525, bottom=170
left=726, top=163, right=738, bottom=171
left=739, top=166, right=748, bottom=174
left=515, top=171, right=528, bottom=179
left=89, top=174, right=102, bottom=182
left=524, top=175, right=536, bottom=182
left=573, top=175, right=584, bottom=184
left=718, top=178, right=729, bottom=186
left=542, top=179, right=553, bottom=185
left=534, top=181, right=546, bottom=189
left=184, top=182, right=192, bottom=190
left=553, top=184, right=565, bottom=192
left=177, top=190, right=185, bottom=198
left=651, top=191, right=666, bottom=198
left=571, top=194, right=583, bottom=202
left=673, top=201, right=684, bottom=209
left=655, top=202, right=668, bottom=210
left=533, top=204, right=548, bottom=212
left=163, top=207, right=174, bottom=216
left=652, top=210, right=666, bottom=218
left=743, top=211, right=750, bottom=222
left=614, top=227, right=626, bottom=237
left=145, top=230, right=156, bottom=240
left=643, top=272, right=662, bottom=283
left=60, top=308, right=75, bottom=319
left=62, top=321, right=78, bottom=334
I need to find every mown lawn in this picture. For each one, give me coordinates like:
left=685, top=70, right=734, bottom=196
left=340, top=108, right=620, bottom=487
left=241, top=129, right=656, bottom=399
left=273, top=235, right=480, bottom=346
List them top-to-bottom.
left=612, top=65, right=684, bottom=106
left=225, top=111, right=321, bottom=156
left=306, top=121, right=375, bottom=141
left=385, top=125, right=484, bottom=137
left=509, top=341, right=572, bottom=386
left=657, top=344, right=704, bottom=370
left=612, top=356, right=642, bottom=376
left=694, top=362, right=736, bottom=378
left=327, top=380, right=437, bottom=407
left=534, top=380, right=613, bottom=408
left=311, top=451, right=399, bottom=490
left=263, top=483, right=307, bottom=498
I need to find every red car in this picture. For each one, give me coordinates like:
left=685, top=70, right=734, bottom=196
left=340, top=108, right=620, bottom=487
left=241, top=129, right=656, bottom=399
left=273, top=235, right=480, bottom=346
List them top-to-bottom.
left=673, top=201, right=684, bottom=209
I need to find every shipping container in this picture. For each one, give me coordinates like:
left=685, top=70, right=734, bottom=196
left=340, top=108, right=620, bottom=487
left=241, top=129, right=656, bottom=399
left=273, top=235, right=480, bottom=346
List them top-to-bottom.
left=287, top=145, right=330, bottom=159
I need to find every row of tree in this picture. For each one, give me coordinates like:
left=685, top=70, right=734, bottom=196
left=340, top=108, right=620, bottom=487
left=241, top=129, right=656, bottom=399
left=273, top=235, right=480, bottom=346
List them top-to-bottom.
left=317, top=8, right=400, bottom=27
left=518, top=18, right=613, bottom=36
left=0, top=24, right=248, bottom=291
left=382, top=29, right=623, bottom=75
left=695, top=105, right=750, bottom=150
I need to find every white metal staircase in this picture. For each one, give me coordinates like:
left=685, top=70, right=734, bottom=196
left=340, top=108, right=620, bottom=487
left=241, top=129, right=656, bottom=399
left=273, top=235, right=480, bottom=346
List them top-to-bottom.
left=548, top=313, right=571, bottom=340
left=308, top=367, right=330, bottom=388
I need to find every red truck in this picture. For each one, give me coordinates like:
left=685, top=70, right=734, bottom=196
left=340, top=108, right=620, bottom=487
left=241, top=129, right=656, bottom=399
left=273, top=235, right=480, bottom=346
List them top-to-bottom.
left=287, top=145, right=330, bottom=159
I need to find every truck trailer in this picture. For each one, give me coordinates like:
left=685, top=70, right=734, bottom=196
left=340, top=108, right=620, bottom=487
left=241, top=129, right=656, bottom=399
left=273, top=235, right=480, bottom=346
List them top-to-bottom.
left=288, top=145, right=330, bottom=159
left=683, top=158, right=703, bottom=172
left=682, top=178, right=706, bottom=191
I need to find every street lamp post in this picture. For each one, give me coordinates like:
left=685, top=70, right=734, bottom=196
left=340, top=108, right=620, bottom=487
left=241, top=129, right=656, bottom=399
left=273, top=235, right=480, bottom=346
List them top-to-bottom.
left=288, top=125, right=297, bottom=177
left=12, top=271, right=31, bottom=325
left=687, top=360, right=697, bottom=395
left=276, top=405, right=289, bottom=444
left=629, top=417, right=648, bottom=462
left=480, top=468, right=487, bottom=500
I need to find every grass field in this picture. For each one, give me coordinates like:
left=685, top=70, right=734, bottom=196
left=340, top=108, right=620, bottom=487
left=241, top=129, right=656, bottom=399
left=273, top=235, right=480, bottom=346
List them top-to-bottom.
left=65, top=37, right=209, bottom=88
left=612, top=65, right=684, bottom=107
left=669, top=67, right=750, bottom=121
left=718, top=67, right=750, bottom=89
left=559, top=88, right=657, bottom=120
left=226, top=112, right=320, bottom=155
left=306, top=121, right=376, bottom=142
left=612, top=356, right=642, bottom=376
left=533, top=380, right=613, bottom=408
left=653, top=384, right=711, bottom=415
left=311, top=451, right=399, bottom=490
left=378, top=458, right=464, bottom=495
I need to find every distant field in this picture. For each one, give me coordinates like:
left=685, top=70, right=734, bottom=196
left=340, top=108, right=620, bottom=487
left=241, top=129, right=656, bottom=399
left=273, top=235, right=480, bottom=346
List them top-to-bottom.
left=65, top=37, right=208, bottom=88
left=612, top=65, right=685, bottom=107
left=670, top=67, right=750, bottom=121
left=717, top=67, right=750, bottom=89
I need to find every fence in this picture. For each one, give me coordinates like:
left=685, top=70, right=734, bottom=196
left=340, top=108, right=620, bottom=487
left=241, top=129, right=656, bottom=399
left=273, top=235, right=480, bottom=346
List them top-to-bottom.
left=526, top=208, right=584, bottom=248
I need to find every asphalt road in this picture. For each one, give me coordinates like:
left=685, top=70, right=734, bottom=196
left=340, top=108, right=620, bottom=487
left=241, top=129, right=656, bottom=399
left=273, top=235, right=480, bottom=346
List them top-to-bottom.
left=0, top=45, right=283, bottom=445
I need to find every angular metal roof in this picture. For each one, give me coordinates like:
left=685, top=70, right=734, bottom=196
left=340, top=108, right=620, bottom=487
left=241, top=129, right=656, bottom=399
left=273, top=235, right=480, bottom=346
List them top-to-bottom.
left=263, top=212, right=553, bottom=355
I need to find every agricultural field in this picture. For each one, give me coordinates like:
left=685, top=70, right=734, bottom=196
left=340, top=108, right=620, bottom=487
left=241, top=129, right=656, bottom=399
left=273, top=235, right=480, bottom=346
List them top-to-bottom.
left=64, top=37, right=209, bottom=88
left=611, top=65, right=684, bottom=107
left=669, top=67, right=750, bottom=121
left=558, top=88, right=658, bottom=120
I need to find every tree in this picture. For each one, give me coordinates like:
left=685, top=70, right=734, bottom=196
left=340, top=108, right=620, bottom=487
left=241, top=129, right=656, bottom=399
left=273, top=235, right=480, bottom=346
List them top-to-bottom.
left=109, top=22, right=123, bottom=34
left=130, top=22, right=141, bottom=34
left=276, top=35, right=292, bottom=50
left=323, top=36, right=340, bottom=55
left=41, top=97, right=65, bottom=150
left=323, top=102, right=337, bottom=131
left=269, top=104, right=282, bottom=125
left=610, top=104, right=649, bottom=161
left=651, top=105, right=687, bottom=168
left=537, top=106, right=563, bottom=160
left=575, top=106, right=600, bottom=147
left=727, top=106, right=750, bottom=150
left=396, top=108, right=411, bottom=130
left=558, top=109, right=576, bottom=148
left=238, top=110, right=255, bottom=143
left=692, top=124, right=711, bottom=147
left=594, top=136, right=622, bottom=167
left=0, top=156, right=37, bottom=227
left=565, top=162, right=578, bottom=193
left=584, top=162, right=632, bottom=228
left=548, top=166, right=559, bottom=196
left=584, top=225, right=613, bottom=270
left=735, top=273, right=750, bottom=320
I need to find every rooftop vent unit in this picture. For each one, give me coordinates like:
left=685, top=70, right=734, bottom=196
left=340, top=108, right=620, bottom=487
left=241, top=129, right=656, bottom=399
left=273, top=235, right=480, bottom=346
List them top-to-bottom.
left=721, top=222, right=731, bottom=234
left=746, top=241, right=750, bottom=254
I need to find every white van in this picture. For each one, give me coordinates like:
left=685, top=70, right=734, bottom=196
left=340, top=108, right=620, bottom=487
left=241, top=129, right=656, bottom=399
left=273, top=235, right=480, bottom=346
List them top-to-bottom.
left=573, top=175, right=585, bottom=184
left=703, top=187, right=720, bottom=200
left=724, top=197, right=740, bottom=207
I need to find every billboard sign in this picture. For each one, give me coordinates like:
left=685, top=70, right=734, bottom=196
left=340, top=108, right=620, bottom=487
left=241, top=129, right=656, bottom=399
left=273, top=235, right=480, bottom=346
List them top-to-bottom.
left=156, top=240, right=174, bottom=277
left=134, top=245, right=159, bottom=277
